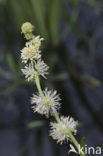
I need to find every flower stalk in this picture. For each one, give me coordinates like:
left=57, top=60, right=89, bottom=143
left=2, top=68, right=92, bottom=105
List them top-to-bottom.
left=20, top=22, right=86, bottom=156
left=34, top=71, right=86, bottom=156
left=35, top=72, right=44, bottom=97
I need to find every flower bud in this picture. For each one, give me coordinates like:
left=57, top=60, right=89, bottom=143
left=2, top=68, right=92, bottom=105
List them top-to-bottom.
left=21, top=22, right=34, bottom=34
left=21, top=22, right=34, bottom=40
left=25, top=33, right=33, bottom=40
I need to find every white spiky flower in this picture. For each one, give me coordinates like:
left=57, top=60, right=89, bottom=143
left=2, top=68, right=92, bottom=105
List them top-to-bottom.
left=25, top=35, right=44, bottom=51
left=31, top=35, right=44, bottom=50
left=21, top=42, right=41, bottom=63
left=34, top=59, right=49, bottom=78
left=21, top=60, right=49, bottom=81
left=21, top=63, right=35, bottom=81
left=31, top=89, right=61, bottom=117
left=49, top=116, right=78, bottom=144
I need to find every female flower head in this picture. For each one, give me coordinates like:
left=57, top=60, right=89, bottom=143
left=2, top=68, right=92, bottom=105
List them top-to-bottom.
left=21, top=59, right=49, bottom=81
left=34, top=59, right=49, bottom=79
left=21, top=63, right=35, bottom=82
left=31, top=89, right=61, bottom=117
left=50, top=116, right=78, bottom=144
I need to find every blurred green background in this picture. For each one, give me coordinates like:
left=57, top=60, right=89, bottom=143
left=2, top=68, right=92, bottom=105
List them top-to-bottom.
left=0, top=0, right=103, bottom=156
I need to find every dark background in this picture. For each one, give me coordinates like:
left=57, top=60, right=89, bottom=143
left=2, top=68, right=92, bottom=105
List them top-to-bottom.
left=0, top=0, right=103, bottom=156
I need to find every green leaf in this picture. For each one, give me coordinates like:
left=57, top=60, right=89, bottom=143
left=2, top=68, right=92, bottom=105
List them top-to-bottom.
left=8, top=0, right=25, bottom=29
left=20, top=0, right=35, bottom=22
left=30, top=0, right=48, bottom=40
left=49, top=0, right=61, bottom=45
left=67, top=0, right=80, bottom=6
left=61, top=2, right=84, bottom=39
left=65, top=13, right=83, bottom=39
left=6, top=53, right=17, bottom=74
left=6, top=54, right=22, bottom=81
left=17, top=60, right=23, bottom=75
left=0, top=67, right=12, bottom=79
left=53, top=73, right=68, bottom=81
left=81, top=75, right=102, bottom=87
left=1, top=83, right=18, bottom=95
left=27, top=120, right=44, bottom=129
left=80, top=137, right=86, bottom=156
left=80, top=137, right=86, bottom=148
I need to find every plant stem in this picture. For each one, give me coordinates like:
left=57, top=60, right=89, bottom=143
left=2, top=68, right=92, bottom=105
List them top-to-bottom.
left=31, top=60, right=44, bottom=97
left=34, top=72, right=86, bottom=156
left=35, top=73, right=44, bottom=97
left=51, top=109, right=62, bottom=125
left=52, top=109, right=86, bottom=156
left=69, top=132, right=86, bottom=156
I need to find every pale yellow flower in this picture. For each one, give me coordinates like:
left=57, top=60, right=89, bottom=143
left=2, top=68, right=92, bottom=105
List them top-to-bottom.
left=21, top=22, right=34, bottom=34
left=31, top=35, right=44, bottom=50
left=21, top=42, right=41, bottom=63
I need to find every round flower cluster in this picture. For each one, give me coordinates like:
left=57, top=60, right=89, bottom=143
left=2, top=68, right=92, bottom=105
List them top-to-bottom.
left=21, top=22, right=78, bottom=147
left=21, top=22, right=34, bottom=40
left=21, top=22, right=48, bottom=80
left=31, top=89, right=61, bottom=117
left=50, top=116, right=78, bottom=144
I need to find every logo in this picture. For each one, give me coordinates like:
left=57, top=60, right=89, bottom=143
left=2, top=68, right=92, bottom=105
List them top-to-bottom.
left=68, top=144, right=102, bottom=155
left=68, top=144, right=78, bottom=154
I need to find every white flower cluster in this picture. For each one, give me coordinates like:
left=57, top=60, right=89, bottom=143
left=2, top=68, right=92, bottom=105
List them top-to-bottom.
left=21, top=22, right=78, bottom=146
left=21, top=23, right=48, bottom=81
left=21, top=41, right=41, bottom=63
left=21, top=59, right=49, bottom=81
left=31, top=89, right=61, bottom=117
left=50, top=116, right=78, bottom=144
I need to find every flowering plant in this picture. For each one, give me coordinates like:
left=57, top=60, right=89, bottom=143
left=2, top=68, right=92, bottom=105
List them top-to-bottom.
left=20, top=22, right=86, bottom=156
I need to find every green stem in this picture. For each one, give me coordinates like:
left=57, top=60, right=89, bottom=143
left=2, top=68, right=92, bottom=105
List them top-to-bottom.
left=31, top=60, right=44, bottom=97
left=34, top=71, right=86, bottom=156
left=35, top=73, right=44, bottom=97
left=51, top=109, right=61, bottom=125
left=52, top=109, right=86, bottom=156
left=69, top=131, right=79, bottom=149
left=69, top=132, right=86, bottom=156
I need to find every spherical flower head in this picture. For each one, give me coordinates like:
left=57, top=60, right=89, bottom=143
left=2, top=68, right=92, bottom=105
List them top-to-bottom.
left=21, top=22, right=34, bottom=34
left=21, top=22, right=34, bottom=40
left=31, top=35, right=44, bottom=50
left=21, top=42, right=41, bottom=63
left=35, top=59, right=49, bottom=79
left=21, top=60, right=49, bottom=81
left=21, top=64, right=35, bottom=82
left=31, top=89, right=61, bottom=117
left=49, top=116, right=78, bottom=144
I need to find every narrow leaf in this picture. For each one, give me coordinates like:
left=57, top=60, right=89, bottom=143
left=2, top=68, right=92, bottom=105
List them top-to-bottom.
left=8, top=0, right=25, bottom=29
left=30, top=0, right=48, bottom=40
left=49, top=0, right=61, bottom=45
left=6, top=53, right=17, bottom=74
left=27, top=120, right=44, bottom=129
left=80, top=137, right=86, bottom=156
